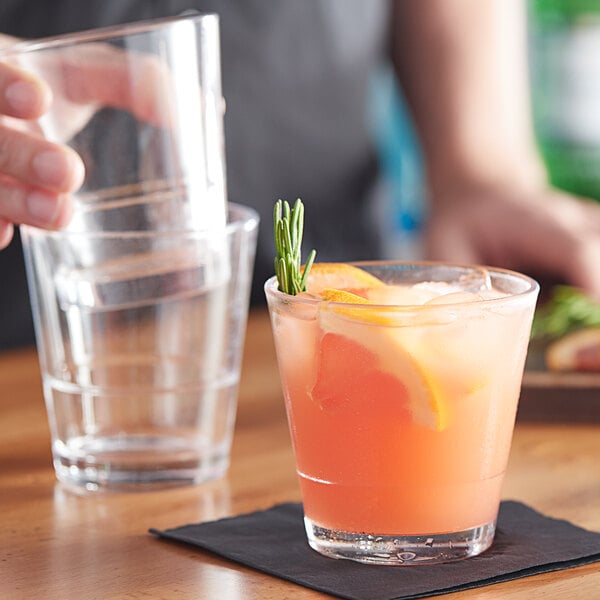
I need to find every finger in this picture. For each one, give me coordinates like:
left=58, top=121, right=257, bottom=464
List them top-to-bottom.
left=58, top=44, right=175, bottom=127
left=0, top=61, right=52, bottom=118
left=0, top=124, right=84, bottom=192
left=0, top=175, right=73, bottom=229
left=558, top=193, right=600, bottom=234
left=511, top=197, right=600, bottom=297
left=0, top=217, right=14, bottom=250
left=559, top=235, right=600, bottom=300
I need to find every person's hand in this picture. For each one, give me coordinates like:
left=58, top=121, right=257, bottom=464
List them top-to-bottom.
left=390, top=1, right=600, bottom=295
left=0, top=35, right=174, bottom=250
left=0, top=41, right=84, bottom=248
left=425, top=183, right=600, bottom=298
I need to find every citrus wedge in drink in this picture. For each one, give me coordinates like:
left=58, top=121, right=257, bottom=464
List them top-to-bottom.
left=314, top=277, right=447, bottom=431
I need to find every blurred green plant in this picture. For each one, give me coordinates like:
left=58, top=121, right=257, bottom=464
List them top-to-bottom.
left=532, top=285, right=600, bottom=341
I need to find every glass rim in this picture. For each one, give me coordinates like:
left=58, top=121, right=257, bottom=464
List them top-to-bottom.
left=0, top=13, right=218, bottom=57
left=21, top=202, right=258, bottom=241
left=264, top=260, right=540, bottom=310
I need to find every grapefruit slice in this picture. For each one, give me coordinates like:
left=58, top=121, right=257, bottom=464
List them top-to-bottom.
left=317, top=288, right=447, bottom=431
left=546, top=328, right=600, bottom=371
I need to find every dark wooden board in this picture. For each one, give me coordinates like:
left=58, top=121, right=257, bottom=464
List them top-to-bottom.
left=518, top=347, right=600, bottom=423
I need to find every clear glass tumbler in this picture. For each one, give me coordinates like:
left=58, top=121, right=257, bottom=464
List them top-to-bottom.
left=0, top=13, right=227, bottom=231
left=4, top=15, right=261, bottom=490
left=23, top=203, right=258, bottom=491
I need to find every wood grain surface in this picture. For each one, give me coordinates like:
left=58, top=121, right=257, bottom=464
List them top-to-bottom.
left=1, top=309, right=599, bottom=599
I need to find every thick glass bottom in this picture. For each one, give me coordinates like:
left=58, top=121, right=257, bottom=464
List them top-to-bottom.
left=53, top=434, right=229, bottom=492
left=305, top=517, right=496, bottom=565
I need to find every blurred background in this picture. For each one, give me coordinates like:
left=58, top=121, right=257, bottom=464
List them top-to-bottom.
left=373, top=0, right=600, bottom=258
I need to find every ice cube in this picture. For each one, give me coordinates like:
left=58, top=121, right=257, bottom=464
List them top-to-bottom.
left=412, top=267, right=492, bottom=298
left=458, top=268, right=492, bottom=293
left=365, top=284, right=438, bottom=306
left=478, top=288, right=509, bottom=300
left=425, top=291, right=483, bottom=305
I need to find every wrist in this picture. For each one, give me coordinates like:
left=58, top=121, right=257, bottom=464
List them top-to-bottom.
left=425, top=150, right=548, bottom=208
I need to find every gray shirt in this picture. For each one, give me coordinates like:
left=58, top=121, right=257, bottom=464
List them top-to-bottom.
left=0, top=0, right=390, bottom=346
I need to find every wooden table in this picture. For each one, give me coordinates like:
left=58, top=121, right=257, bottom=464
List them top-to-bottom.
left=1, top=309, right=599, bottom=599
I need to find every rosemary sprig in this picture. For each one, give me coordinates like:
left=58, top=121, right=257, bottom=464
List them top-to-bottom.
left=273, top=198, right=317, bottom=295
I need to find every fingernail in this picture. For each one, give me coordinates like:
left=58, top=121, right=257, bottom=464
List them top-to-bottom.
left=5, top=80, right=39, bottom=114
left=32, top=150, right=69, bottom=187
left=26, top=190, right=59, bottom=224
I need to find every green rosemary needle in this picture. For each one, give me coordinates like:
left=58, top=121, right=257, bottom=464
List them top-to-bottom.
left=273, top=199, right=317, bottom=295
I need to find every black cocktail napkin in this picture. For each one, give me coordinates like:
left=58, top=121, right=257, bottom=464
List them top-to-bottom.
left=150, top=501, right=600, bottom=600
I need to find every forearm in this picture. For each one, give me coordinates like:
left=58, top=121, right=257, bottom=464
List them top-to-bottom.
left=391, top=0, right=546, bottom=201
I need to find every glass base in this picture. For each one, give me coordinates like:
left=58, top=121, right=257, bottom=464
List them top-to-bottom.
left=53, top=434, right=229, bottom=492
left=305, top=517, right=496, bottom=565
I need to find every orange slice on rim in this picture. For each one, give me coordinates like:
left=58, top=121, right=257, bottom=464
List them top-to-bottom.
left=304, top=262, right=385, bottom=295
left=320, top=288, right=370, bottom=303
